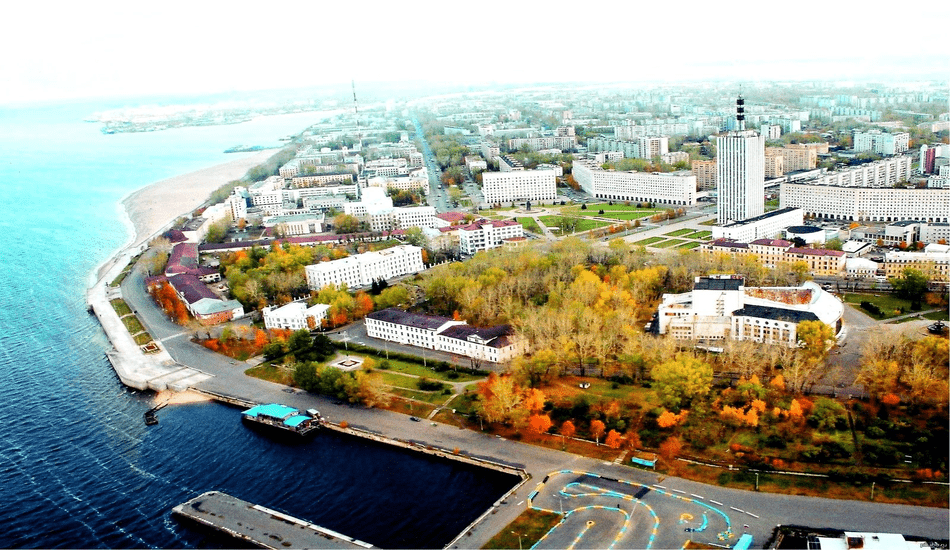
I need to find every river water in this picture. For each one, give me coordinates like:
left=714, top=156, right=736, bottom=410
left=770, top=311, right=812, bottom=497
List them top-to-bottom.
left=0, top=99, right=515, bottom=548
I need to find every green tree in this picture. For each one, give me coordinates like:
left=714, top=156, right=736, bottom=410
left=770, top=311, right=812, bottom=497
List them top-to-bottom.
left=333, top=214, right=362, bottom=234
left=205, top=219, right=229, bottom=244
left=890, top=268, right=929, bottom=307
left=796, top=320, right=835, bottom=361
left=288, top=329, right=312, bottom=353
left=650, top=353, right=713, bottom=409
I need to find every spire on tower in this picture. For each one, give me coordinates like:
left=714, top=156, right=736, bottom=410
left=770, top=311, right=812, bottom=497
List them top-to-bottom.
left=736, top=94, right=745, bottom=132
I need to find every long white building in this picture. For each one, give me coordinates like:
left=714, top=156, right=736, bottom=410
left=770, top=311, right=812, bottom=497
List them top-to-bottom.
left=853, top=130, right=910, bottom=155
left=811, top=156, right=912, bottom=187
left=572, top=160, right=696, bottom=206
left=481, top=169, right=557, bottom=205
left=780, top=183, right=950, bottom=223
left=711, top=207, right=804, bottom=241
left=458, top=220, right=524, bottom=255
left=304, top=245, right=425, bottom=290
left=262, top=301, right=330, bottom=331
left=365, top=308, right=523, bottom=364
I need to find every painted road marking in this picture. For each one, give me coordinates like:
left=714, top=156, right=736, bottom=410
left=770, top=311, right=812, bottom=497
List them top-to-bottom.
left=653, top=484, right=667, bottom=489
left=672, top=489, right=686, bottom=494
left=690, top=494, right=703, bottom=499
left=710, top=499, right=723, bottom=506
left=517, top=501, right=523, bottom=506
left=730, top=506, right=744, bottom=513
left=746, top=512, right=759, bottom=518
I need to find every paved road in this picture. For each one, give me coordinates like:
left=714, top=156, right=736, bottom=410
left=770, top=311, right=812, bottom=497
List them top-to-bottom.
left=121, top=263, right=949, bottom=548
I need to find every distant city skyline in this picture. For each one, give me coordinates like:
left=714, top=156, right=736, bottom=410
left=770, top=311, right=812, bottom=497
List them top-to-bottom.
left=4, top=0, right=948, bottom=105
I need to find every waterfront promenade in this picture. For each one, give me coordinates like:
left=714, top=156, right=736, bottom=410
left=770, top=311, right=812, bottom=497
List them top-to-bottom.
left=89, top=258, right=950, bottom=548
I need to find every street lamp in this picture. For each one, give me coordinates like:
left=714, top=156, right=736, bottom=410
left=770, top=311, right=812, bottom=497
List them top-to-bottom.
left=511, top=531, right=522, bottom=550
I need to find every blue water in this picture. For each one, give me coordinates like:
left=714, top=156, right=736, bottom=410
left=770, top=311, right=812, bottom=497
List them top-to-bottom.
left=0, top=100, right=515, bottom=548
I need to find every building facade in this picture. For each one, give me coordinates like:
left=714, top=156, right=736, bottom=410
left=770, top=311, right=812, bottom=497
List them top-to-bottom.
left=716, top=129, right=765, bottom=224
left=854, top=130, right=910, bottom=155
left=692, top=159, right=717, bottom=190
left=573, top=160, right=697, bottom=206
left=481, top=169, right=557, bottom=205
left=780, top=183, right=949, bottom=223
left=711, top=207, right=804, bottom=242
left=457, top=220, right=524, bottom=255
left=304, top=245, right=425, bottom=290
left=262, top=301, right=330, bottom=331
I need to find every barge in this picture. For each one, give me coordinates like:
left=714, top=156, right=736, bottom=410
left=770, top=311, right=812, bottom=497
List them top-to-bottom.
left=241, top=403, right=323, bottom=436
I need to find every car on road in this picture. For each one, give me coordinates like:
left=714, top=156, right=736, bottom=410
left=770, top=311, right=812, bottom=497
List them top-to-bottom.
left=409, top=416, right=421, bottom=422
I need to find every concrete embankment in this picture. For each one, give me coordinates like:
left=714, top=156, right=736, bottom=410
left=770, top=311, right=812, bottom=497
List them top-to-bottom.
left=173, top=491, right=372, bottom=549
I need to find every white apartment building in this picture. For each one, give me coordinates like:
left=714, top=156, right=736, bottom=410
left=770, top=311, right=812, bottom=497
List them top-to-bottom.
left=717, top=129, right=765, bottom=224
left=854, top=130, right=910, bottom=155
left=507, top=136, right=577, bottom=152
left=638, top=136, right=669, bottom=159
left=587, top=137, right=640, bottom=158
left=481, top=141, right=500, bottom=162
left=661, top=151, right=689, bottom=166
left=465, top=156, right=488, bottom=172
left=812, top=156, right=912, bottom=187
left=572, top=160, right=696, bottom=206
left=365, top=169, right=429, bottom=195
left=482, top=169, right=557, bottom=204
left=290, top=172, right=356, bottom=188
left=780, top=183, right=950, bottom=223
left=228, top=187, right=249, bottom=220
left=343, top=187, right=435, bottom=231
left=392, top=206, right=436, bottom=230
left=711, top=207, right=804, bottom=242
left=458, top=220, right=524, bottom=255
left=920, top=223, right=950, bottom=244
left=304, top=245, right=425, bottom=290
left=262, top=301, right=330, bottom=331
left=365, top=308, right=523, bottom=363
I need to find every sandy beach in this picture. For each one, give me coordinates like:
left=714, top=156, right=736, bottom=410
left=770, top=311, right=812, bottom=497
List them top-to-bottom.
left=122, top=149, right=275, bottom=249
left=152, top=389, right=212, bottom=406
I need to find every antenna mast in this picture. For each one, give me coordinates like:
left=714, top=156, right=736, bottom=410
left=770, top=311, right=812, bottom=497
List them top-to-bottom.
left=352, top=80, right=362, bottom=150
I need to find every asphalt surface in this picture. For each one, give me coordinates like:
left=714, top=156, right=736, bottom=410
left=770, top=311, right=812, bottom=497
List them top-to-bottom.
left=120, top=263, right=950, bottom=548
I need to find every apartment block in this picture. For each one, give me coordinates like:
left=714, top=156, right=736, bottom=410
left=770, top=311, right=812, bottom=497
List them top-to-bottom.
left=573, top=160, right=696, bottom=206
left=304, top=245, right=425, bottom=290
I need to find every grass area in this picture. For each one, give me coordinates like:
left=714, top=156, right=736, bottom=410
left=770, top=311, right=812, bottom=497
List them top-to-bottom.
left=563, top=203, right=656, bottom=213
left=588, top=211, right=659, bottom=221
left=538, top=216, right=611, bottom=234
left=516, top=217, right=543, bottom=234
left=700, top=219, right=717, bottom=226
left=665, top=228, right=695, bottom=237
left=688, top=230, right=713, bottom=239
left=632, top=236, right=666, bottom=246
left=653, top=239, right=686, bottom=248
left=677, top=241, right=702, bottom=249
left=109, top=259, right=137, bottom=287
left=842, top=292, right=917, bottom=320
left=110, top=299, right=133, bottom=317
left=922, top=310, right=949, bottom=321
left=121, top=316, right=146, bottom=335
left=133, top=333, right=153, bottom=345
left=373, top=355, right=483, bottom=383
left=245, top=364, right=295, bottom=386
left=386, top=386, right=453, bottom=405
left=379, top=396, right=437, bottom=418
left=672, top=462, right=949, bottom=508
left=482, top=508, right=563, bottom=550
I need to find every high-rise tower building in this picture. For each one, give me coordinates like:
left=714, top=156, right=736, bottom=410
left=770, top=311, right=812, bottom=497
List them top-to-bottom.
left=717, top=96, right=765, bottom=225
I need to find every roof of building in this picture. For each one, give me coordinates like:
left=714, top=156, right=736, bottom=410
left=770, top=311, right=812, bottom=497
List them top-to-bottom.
left=719, top=207, right=801, bottom=228
left=435, top=211, right=467, bottom=223
left=459, top=219, right=522, bottom=231
left=786, top=225, right=823, bottom=234
left=163, top=229, right=188, bottom=243
left=750, top=238, right=793, bottom=247
left=709, top=239, right=749, bottom=250
left=166, top=243, right=199, bottom=275
left=787, top=247, right=845, bottom=257
left=168, top=274, right=219, bottom=304
left=694, top=276, right=744, bottom=291
left=733, top=304, right=820, bottom=324
left=366, top=308, right=454, bottom=331
left=439, top=324, right=515, bottom=348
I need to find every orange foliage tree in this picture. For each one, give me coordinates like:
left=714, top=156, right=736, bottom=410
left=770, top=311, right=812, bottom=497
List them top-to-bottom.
left=527, top=414, right=553, bottom=435
left=590, top=419, right=606, bottom=444
left=560, top=420, right=576, bottom=443
left=604, top=429, right=624, bottom=449
left=659, top=436, right=683, bottom=462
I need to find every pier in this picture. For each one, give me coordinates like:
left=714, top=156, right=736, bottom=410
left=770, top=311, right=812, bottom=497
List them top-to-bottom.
left=172, top=491, right=373, bottom=549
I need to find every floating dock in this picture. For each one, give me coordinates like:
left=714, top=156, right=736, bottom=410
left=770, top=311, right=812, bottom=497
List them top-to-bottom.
left=241, top=403, right=323, bottom=436
left=172, top=491, right=372, bottom=549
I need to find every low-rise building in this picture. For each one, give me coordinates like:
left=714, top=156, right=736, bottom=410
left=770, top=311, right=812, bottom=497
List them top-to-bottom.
left=711, top=207, right=804, bottom=242
left=457, top=219, right=524, bottom=255
left=304, top=245, right=425, bottom=290
left=883, top=245, right=950, bottom=282
left=167, top=274, right=244, bottom=326
left=656, top=276, right=843, bottom=347
left=262, top=301, right=330, bottom=331
left=365, top=308, right=523, bottom=364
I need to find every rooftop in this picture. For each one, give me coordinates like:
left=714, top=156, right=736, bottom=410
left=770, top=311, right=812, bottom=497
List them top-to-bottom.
left=719, top=207, right=801, bottom=228
left=750, top=238, right=793, bottom=247
left=694, top=276, right=744, bottom=291
left=733, top=304, right=820, bottom=324
left=366, top=308, right=454, bottom=331
left=439, top=324, right=515, bottom=348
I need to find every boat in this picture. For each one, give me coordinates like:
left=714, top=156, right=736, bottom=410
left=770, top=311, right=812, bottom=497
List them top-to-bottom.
left=241, top=403, right=323, bottom=436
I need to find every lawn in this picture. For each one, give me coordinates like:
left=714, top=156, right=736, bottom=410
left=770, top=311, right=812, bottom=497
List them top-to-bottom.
left=563, top=203, right=655, bottom=213
left=595, top=211, right=660, bottom=221
left=538, top=216, right=611, bottom=234
left=516, top=217, right=543, bottom=233
left=700, top=219, right=718, bottom=226
left=665, top=228, right=695, bottom=237
left=688, top=230, right=713, bottom=239
left=632, top=236, right=666, bottom=246
left=653, top=239, right=686, bottom=248
left=677, top=241, right=702, bottom=249
left=842, top=292, right=917, bottom=320
left=110, top=299, right=133, bottom=317
left=923, top=310, right=949, bottom=321
left=121, top=316, right=146, bottom=335
left=133, top=333, right=153, bottom=345
left=373, top=356, right=483, bottom=382
left=245, top=363, right=295, bottom=386
left=386, top=386, right=453, bottom=405
left=483, top=509, right=563, bottom=550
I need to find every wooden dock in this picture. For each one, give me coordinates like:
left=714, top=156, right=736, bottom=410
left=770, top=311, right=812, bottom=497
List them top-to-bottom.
left=172, top=491, right=372, bottom=549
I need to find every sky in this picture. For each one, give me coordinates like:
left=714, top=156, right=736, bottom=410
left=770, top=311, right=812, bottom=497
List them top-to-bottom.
left=3, top=0, right=948, bottom=105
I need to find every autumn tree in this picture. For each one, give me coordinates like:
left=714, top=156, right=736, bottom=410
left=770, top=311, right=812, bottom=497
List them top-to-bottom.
left=650, top=353, right=713, bottom=408
left=477, top=373, right=544, bottom=425
left=527, top=414, right=553, bottom=435
left=590, top=419, right=606, bottom=445
left=560, top=420, right=576, bottom=446
left=604, top=429, right=624, bottom=449
left=659, top=436, right=683, bottom=462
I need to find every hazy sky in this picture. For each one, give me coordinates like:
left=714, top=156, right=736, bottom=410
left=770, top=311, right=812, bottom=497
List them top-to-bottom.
left=3, top=0, right=948, bottom=104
